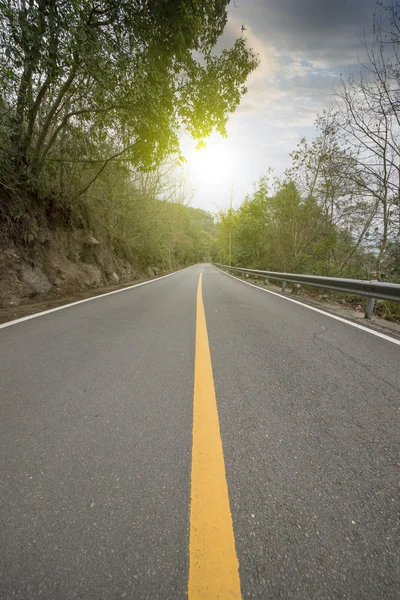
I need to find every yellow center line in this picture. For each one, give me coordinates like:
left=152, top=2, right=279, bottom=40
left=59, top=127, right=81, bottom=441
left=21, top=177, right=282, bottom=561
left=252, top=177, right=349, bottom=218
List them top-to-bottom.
left=188, top=272, right=242, bottom=599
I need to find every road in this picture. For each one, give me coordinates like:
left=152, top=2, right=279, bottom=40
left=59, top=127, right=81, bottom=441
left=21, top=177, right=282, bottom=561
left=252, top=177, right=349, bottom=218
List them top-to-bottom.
left=1, top=263, right=399, bottom=599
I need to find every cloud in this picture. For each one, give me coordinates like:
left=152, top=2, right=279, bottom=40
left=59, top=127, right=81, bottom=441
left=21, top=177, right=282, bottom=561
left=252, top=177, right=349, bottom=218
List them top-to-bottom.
left=227, top=0, right=376, bottom=68
left=236, top=85, right=286, bottom=114
left=268, top=113, right=317, bottom=129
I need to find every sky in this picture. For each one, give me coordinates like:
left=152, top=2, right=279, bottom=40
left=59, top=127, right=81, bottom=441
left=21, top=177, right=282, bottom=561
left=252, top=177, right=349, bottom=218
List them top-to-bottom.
left=180, top=0, right=378, bottom=213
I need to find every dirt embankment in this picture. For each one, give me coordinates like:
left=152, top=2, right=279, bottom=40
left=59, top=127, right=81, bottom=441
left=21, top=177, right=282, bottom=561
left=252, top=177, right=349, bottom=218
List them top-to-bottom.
left=0, top=227, right=164, bottom=324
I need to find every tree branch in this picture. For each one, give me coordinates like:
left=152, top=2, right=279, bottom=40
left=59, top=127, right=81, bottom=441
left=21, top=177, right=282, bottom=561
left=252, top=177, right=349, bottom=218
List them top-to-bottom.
left=33, top=62, right=79, bottom=162
left=76, top=140, right=141, bottom=198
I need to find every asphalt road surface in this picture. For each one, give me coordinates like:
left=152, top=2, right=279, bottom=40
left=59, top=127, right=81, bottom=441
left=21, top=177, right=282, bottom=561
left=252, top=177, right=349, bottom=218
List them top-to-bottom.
left=1, top=264, right=399, bottom=599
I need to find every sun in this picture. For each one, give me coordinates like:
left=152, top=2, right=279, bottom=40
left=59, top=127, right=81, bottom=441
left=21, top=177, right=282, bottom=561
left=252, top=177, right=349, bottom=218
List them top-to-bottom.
left=184, top=134, right=236, bottom=190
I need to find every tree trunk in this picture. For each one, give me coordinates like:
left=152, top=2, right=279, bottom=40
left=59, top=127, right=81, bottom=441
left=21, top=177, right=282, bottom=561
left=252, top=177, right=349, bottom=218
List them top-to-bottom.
left=13, top=61, right=34, bottom=159
left=33, top=63, right=78, bottom=168
left=376, top=197, right=388, bottom=280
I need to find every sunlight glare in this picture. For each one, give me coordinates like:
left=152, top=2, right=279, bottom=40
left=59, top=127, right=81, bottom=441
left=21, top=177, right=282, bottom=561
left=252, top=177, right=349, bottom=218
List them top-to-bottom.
left=185, top=136, right=235, bottom=189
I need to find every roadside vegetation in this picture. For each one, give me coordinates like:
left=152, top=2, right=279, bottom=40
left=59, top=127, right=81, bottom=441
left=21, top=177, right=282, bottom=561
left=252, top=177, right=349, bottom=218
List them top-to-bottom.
left=0, top=0, right=257, bottom=306
left=214, top=2, right=400, bottom=322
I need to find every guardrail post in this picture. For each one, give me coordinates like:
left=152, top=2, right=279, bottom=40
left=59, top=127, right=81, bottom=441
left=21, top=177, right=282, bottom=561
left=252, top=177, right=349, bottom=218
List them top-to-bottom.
left=281, top=281, right=286, bottom=293
left=292, top=283, right=301, bottom=295
left=365, top=297, right=375, bottom=319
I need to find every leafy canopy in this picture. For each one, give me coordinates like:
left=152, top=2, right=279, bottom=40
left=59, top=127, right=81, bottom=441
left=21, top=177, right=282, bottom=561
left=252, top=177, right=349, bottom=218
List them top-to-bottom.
left=0, top=0, right=258, bottom=174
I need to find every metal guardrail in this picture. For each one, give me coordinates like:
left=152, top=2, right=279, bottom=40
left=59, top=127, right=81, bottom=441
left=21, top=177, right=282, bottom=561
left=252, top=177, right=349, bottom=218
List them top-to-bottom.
left=213, top=263, right=400, bottom=319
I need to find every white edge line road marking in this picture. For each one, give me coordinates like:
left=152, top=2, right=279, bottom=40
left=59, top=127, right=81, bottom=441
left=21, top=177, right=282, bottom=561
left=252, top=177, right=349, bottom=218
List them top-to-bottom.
left=213, top=265, right=400, bottom=348
left=0, top=266, right=193, bottom=330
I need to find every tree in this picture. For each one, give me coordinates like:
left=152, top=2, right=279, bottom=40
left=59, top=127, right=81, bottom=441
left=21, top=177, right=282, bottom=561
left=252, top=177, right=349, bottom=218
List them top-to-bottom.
left=0, top=0, right=258, bottom=195
left=334, top=1, right=400, bottom=278
left=289, top=112, right=379, bottom=274
left=215, top=176, right=336, bottom=274
left=234, top=176, right=269, bottom=268
left=215, top=206, right=238, bottom=265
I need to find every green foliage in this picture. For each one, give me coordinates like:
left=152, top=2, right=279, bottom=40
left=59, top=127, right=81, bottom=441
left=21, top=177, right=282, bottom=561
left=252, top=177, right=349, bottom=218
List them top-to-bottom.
left=0, top=0, right=257, bottom=177
left=0, top=0, right=257, bottom=264
left=79, top=160, right=215, bottom=269
left=214, top=164, right=394, bottom=283
left=216, top=178, right=339, bottom=275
